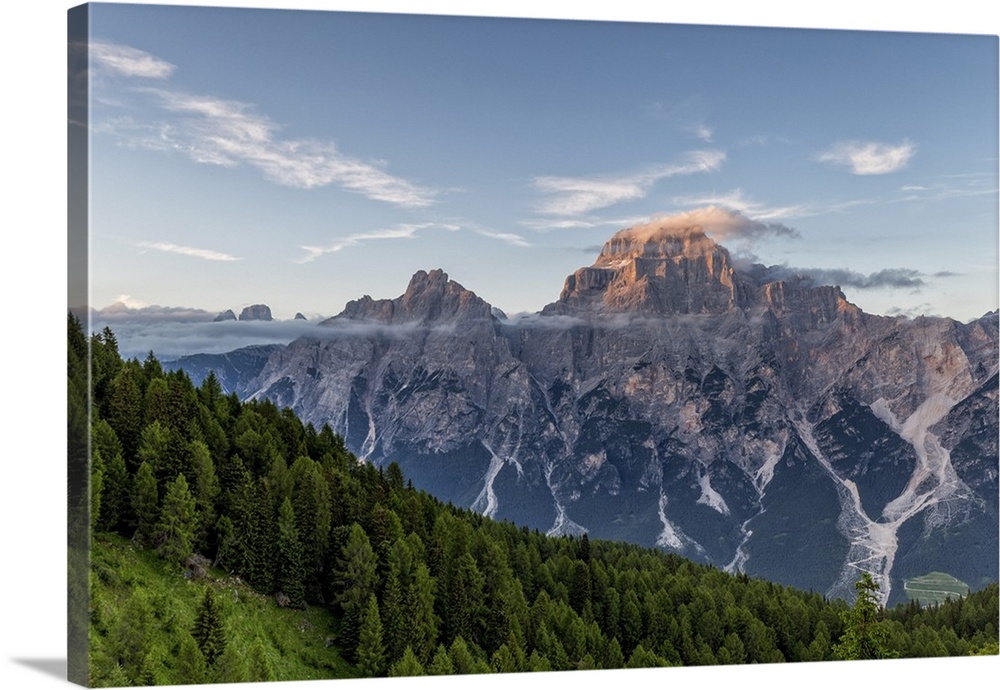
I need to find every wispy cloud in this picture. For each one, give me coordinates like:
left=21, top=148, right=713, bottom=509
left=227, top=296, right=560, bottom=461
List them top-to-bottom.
left=90, top=41, right=175, bottom=79
left=92, top=42, right=437, bottom=208
left=690, top=123, right=713, bottom=143
left=818, top=139, right=916, bottom=175
left=532, top=150, right=725, bottom=216
left=895, top=172, right=998, bottom=203
left=672, top=189, right=808, bottom=221
left=517, top=216, right=650, bottom=232
left=296, top=223, right=434, bottom=263
left=472, top=228, right=531, bottom=247
left=137, top=241, right=241, bottom=262
left=751, top=263, right=957, bottom=291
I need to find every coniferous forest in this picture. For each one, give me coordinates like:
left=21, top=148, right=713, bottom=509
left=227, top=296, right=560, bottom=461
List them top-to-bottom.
left=68, top=315, right=999, bottom=686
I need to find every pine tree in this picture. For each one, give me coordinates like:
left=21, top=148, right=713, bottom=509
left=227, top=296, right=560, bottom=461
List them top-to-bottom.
left=105, top=364, right=145, bottom=466
left=187, top=439, right=220, bottom=551
left=90, top=448, right=104, bottom=531
left=290, top=457, right=331, bottom=601
left=131, top=460, right=159, bottom=547
left=157, top=473, right=198, bottom=564
left=275, top=496, right=306, bottom=608
left=333, top=523, right=378, bottom=655
left=406, top=561, right=439, bottom=663
left=833, top=572, right=896, bottom=660
left=192, top=587, right=227, bottom=666
left=109, top=591, right=153, bottom=681
left=357, top=594, right=386, bottom=677
left=175, top=635, right=207, bottom=685
left=448, top=635, right=477, bottom=674
left=247, top=638, right=276, bottom=682
left=426, top=644, right=454, bottom=675
left=211, top=645, right=247, bottom=684
left=388, top=646, right=425, bottom=676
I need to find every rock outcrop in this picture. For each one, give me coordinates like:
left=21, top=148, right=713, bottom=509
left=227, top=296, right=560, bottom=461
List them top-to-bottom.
left=246, top=223, right=999, bottom=605
left=239, top=304, right=273, bottom=321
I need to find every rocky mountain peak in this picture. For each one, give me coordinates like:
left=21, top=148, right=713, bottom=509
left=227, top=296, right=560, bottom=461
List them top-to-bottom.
left=546, top=220, right=752, bottom=316
left=594, top=222, right=726, bottom=267
left=330, top=268, right=495, bottom=324
left=239, top=304, right=273, bottom=321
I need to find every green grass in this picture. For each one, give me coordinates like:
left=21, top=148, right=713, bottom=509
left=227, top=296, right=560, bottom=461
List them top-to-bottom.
left=88, top=533, right=354, bottom=686
left=903, top=571, right=970, bottom=607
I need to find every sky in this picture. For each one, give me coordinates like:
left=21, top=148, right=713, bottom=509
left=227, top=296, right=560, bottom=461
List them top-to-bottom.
left=78, top=1, right=999, bottom=334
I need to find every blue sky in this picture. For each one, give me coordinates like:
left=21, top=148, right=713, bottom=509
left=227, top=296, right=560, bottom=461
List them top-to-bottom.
left=83, top=2, right=998, bottom=325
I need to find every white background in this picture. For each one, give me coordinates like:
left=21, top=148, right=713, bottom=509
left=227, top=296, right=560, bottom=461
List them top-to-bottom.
left=1, top=1, right=997, bottom=689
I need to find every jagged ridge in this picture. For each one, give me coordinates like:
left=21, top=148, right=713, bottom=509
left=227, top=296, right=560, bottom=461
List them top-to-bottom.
left=247, top=226, right=999, bottom=606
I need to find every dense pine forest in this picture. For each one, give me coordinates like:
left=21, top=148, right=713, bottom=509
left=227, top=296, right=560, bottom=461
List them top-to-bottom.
left=68, top=316, right=998, bottom=686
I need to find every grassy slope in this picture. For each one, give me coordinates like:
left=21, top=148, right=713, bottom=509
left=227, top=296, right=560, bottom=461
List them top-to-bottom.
left=88, top=532, right=354, bottom=685
left=903, top=571, right=971, bottom=607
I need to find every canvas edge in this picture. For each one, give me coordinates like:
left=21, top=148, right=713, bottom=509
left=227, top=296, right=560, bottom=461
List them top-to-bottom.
left=68, top=3, right=91, bottom=686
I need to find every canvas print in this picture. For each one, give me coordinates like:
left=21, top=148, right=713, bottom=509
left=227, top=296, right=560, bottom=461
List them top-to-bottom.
left=68, top=2, right=1000, bottom=687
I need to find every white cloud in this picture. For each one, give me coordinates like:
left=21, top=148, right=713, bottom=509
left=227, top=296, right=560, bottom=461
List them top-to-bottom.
left=90, top=41, right=175, bottom=79
left=92, top=42, right=437, bottom=208
left=137, top=89, right=438, bottom=206
left=691, top=123, right=714, bottom=143
left=818, top=139, right=916, bottom=175
left=532, top=150, right=725, bottom=216
left=672, top=189, right=807, bottom=221
left=618, top=206, right=799, bottom=244
left=296, top=223, right=432, bottom=263
left=473, top=228, right=531, bottom=247
left=137, top=241, right=241, bottom=262
left=112, top=294, right=148, bottom=309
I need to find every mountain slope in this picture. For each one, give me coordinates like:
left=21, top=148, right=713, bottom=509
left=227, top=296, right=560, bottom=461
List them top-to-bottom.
left=248, top=220, right=999, bottom=605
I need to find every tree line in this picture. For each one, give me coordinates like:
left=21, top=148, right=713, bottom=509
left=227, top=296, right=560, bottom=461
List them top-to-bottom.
left=71, top=316, right=999, bottom=684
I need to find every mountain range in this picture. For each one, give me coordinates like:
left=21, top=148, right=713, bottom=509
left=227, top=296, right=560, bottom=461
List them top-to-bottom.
left=181, top=220, right=998, bottom=605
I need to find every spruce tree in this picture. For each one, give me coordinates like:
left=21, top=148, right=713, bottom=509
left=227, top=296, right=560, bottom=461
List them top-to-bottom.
left=187, top=439, right=220, bottom=551
left=90, top=448, right=104, bottom=531
left=131, top=460, right=159, bottom=547
left=157, top=473, right=197, bottom=564
left=275, top=496, right=306, bottom=608
left=333, top=523, right=378, bottom=655
left=407, top=562, right=439, bottom=663
left=833, top=572, right=895, bottom=660
left=192, top=587, right=227, bottom=667
left=109, top=591, right=152, bottom=681
left=357, top=594, right=386, bottom=677
left=175, top=635, right=207, bottom=685
left=248, top=638, right=276, bottom=682
left=426, top=644, right=454, bottom=675
left=388, top=646, right=425, bottom=676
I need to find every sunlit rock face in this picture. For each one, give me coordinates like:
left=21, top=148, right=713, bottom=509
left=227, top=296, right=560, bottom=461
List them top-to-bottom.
left=247, top=225, right=999, bottom=606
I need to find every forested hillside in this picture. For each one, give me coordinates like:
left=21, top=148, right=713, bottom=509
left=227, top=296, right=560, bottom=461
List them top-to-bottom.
left=69, top=316, right=998, bottom=686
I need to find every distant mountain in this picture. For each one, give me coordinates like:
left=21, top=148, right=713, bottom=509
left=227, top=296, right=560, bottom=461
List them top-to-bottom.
left=245, top=220, right=999, bottom=605
left=239, top=304, right=273, bottom=321
left=214, top=309, right=237, bottom=322
left=163, top=344, right=283, bottom=392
